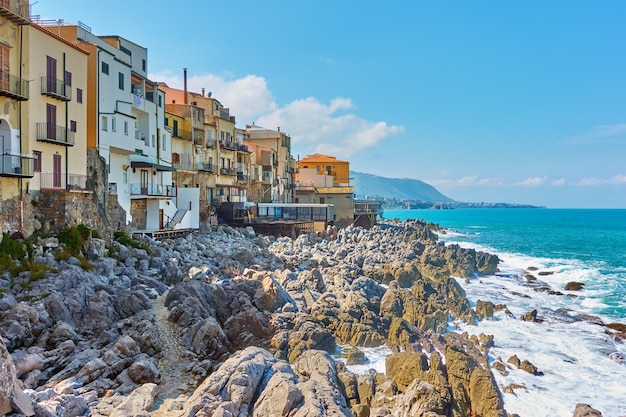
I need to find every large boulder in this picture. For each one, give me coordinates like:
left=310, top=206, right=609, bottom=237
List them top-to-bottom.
left=0, top=336, right=35, bottom=416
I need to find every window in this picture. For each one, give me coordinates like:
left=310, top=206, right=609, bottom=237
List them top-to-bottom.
left=0, top=45, right=9, bottom=88
left=142, top=59, right=146, bottom=72
left=101, top=61, right=109, bottom=75
left=65, top=71, right=72, bottom=87
left=118, top=72, right=124, bottom=90
left=77, top=88, right=83, bottom=103
left=158, top=94, right=162, bottom=107
left=102, top=116, right=108, bottom=131
left=111, top=117, right=116, bottom=132
left=164, top=117, right=168, bottom=126
left=172, top=120, right=178, bottom=137
left=70, top=121, right=77, bottom=132
left=124, top=121, right=128, bottom=135
left=151, top=134, right=155, bottom=147
left=162, top=134, right=167, bottom=151
left=33, top=151, right=42, bottom=173
left=123, top=172, right=127, bottom=184
left=319, top=197, right=325, bottom=204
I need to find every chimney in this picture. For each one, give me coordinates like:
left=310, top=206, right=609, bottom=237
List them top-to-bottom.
left=183, top=68, right=188, bottom=105
left=201, top=88, right=205, bottom=97
left=277, top=126, right=281, bottom=132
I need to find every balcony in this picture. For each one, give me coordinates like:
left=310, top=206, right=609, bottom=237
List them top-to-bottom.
left=0, top=0, right=30, bottom=25
left=0, top=72, right=29, bottom=100
left=40, top=77, right=71, bottom=101
left=36, top=123, right=75, bottom=146
left=172, top=129, right=192, bottom=141
left=134, top=130, right=147, bottom=142
left=206, top=138, right=216, bottom=148
left=220, top=141, right=237, bottom=151
left=238, top=143, right=249, bottom=152
left=0, top=151, right=33, bottom=178
left=173, top=161, right=195, bottom=172
left=197, top=162, right=214, bottom=173
left=220, top=167, right=237, bottom=176
left=40, top=173, right=94, bottom=191
left=237, top=173, right=248, bottom=183
left=295, top=182, right=316, bottom=192
left=129, top=183, right=176, bottom=197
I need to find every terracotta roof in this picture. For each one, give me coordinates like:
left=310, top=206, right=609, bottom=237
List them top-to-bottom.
left=31, top=24, right=90, bottom=55
left=298, top=153, right=348, bottom=164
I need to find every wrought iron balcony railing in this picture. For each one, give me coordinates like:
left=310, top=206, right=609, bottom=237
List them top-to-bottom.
left=0, top=72, right=29, bottom=100
left=40, top=77, right=71, bottom=101
left=36, top=123, right=75, bottom=146
left=0, top=151, right=33, bottom=177
left=197, top=162, right=215, bottom=173
left=220, top=167, right=237, bottom=176
left=39, top=173, right=94, bottom=191
left=129, top=183, right=176, bottom=197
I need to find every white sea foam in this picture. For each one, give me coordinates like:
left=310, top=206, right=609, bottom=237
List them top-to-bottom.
left=448, top=242, right=626, bottom=417
left=335, top=345, right=393, bottom=375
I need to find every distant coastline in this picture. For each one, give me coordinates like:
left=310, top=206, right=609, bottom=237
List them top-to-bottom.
left=379, top=199, right=545, bottom=210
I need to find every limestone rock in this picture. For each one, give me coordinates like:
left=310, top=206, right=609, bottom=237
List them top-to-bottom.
left=572, top=403, right=603, bottom=417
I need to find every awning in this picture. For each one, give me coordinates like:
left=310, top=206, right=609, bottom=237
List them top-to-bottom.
left=131, top=161, right=176, bottom=172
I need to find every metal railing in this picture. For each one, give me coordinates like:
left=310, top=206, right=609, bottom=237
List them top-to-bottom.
left=0, top=0, right=29, bottom=20
left=0, top=72, right=29, bottom=100
left=40, top=77, right=71, bottom=101
left=36, top=123, right=75, bottom=146
left=172, top=129, right=192, bottom=140
left=206, top=138, right=216, bottom=148
left=220, top=141, right=237, bottom=150
left=238, top=143, right=249, bottom=152
left=0, top=151, right=33, bottom=177
left=173, top=161, right=195, bottom=172
left=197, top=162, right=214, bottom=172
left=220, top=167, right=237, bottom=176
left=40, top=173, right=93, bottom=191
left=237, top=173, right=248, bottom=183
left=295, top=182, right=316, bottom=191
left=129, top=183, right=176, bottom=197
left=354, top=201, right=383, bottom=215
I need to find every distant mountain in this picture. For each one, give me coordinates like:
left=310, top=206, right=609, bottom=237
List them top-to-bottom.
left=351, top=171, right=452, bottom=202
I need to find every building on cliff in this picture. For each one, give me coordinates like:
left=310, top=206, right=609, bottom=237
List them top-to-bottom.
left=0, top=0, right=33, bottom=233
left=42, top=23, right=195, bottom=235
left=244, top=124, right=295, bottom=204
left=295, top=153, right=355, bottom=228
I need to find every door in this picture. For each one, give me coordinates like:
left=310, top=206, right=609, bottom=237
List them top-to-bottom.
left=0, top=45, right=9, bottom=91
left=46, top=56, right=57, bottom=93
left=46, top=104, right=56, bottom=140
left=0, top=135, right=6, bottom=173
left=53, top=154, right=61, bottom=188
left=140, top=170, right=148, bottom=195
left=159, top=209, right=164, bottom=229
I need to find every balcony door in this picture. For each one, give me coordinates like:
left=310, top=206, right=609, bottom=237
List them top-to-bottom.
left=0, top=45, right=9, bottom=91
left=46, top=56, right=57, bottom=93
left=46, top=104, right=56, bottom=140
left=53, top=154, right=61, bottom=188
left=140, top=169, right=148, bottom=195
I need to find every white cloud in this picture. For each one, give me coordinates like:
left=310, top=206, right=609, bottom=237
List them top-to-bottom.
left=149, top=70, right=276, bottom=123
left=149, top=71, right=403, bottom=158
left=565, top=124, right=626, bottom=144
left=577, top=175, right=626, bottom=186
left=515, top=176, right=547, bottom=186
left=552, top=178, right=566, bottom=186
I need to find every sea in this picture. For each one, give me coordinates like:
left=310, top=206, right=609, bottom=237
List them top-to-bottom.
left=345, top=208, right=626, bottom=417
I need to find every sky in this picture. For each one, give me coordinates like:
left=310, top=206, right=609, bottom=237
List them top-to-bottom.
left=32, top=1, right=626, bottom=208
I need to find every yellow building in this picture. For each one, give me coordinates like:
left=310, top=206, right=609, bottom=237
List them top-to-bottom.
left=0, top=0, right=32, bottom=207
left=25, top=24, right=89, bottom=193
left=160, top=82, right=250, bottom=206
left=244, top=124, right=295, bottom=203
left=295, top=153, right=354, bottom=227
left=296, top=153, right=350, bottom=186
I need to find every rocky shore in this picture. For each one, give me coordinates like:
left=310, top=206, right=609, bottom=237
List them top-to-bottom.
left=0, top=220, right=603, bottom=416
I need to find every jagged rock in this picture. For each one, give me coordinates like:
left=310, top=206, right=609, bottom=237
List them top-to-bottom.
left=565, top=281, right=585, bottom=291
left=475, top=300, right=495, bottom=320
left=521, top=309, right=539, bottom=322
left=0, top=336, right=34, bottom=416
left=346, top=346, right=366, bottom=365
left=393, top=380, right=447, bottom=417
left=109, top=383, right=157, bottom=417
left=572, top=403, right=603, bottom=417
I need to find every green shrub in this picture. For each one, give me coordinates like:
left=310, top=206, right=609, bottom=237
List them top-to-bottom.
left=58, top=225, right=92, bottom=257
left=113, top=231, right=150, bottom=251
left=0, top=234, right=26, bottom=260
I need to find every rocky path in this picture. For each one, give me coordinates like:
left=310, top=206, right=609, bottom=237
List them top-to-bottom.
left=150, top=290, right=190, bottom=416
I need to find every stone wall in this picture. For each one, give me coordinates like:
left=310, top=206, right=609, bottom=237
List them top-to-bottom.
left=0, top=190, right=37, bottom=237
left=36, top=190, right=109, bottom=237
left=129, top=200, right=147, bottom=230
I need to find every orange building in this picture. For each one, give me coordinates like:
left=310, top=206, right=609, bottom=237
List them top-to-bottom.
left=296, top=153, right=350, bottom=187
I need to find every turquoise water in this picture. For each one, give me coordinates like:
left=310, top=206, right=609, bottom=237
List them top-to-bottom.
left=382, top=208, right=626, bottom=416
left=385, top=208, right=626, bottom=319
